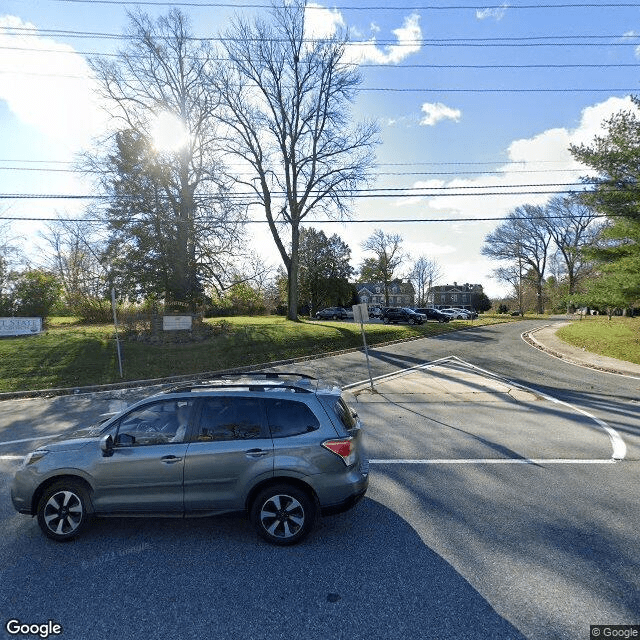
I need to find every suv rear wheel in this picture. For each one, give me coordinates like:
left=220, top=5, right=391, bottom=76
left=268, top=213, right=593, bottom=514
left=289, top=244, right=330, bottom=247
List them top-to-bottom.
left=37, top=480, right=91, bottom=541
left=250, top=484, right=316, bottom=545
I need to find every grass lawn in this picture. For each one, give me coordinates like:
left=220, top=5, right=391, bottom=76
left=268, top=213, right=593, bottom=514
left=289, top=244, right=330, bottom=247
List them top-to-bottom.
left=0, top=314, right=517, bottom=392
left=557, top=316, right=640, bottom=365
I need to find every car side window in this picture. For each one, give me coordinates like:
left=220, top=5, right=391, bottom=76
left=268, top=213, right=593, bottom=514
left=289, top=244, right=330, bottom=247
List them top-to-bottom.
left=197, top=397, right=263, bottom=441
left=333, top=397, right=357, bottom=430
left=265, top=399, right=320, bottom=438
left=115, top=400, right=194, bottom=446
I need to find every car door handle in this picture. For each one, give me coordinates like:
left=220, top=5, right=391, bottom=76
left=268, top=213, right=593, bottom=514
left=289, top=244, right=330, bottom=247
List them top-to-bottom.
left=245, top=449, right=269, bottom=458
left=160, top=455, right=183, bottom=464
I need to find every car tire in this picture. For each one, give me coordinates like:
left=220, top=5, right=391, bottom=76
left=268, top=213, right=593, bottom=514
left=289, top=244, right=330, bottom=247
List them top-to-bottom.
left=332, top=314, right=338, bottom=320
left=383, top=317, right=390, bottom=324
left=408, top=318, right=414, bottom=325
left=37, top=480, right=91, bottom=542
left=250, top=484, right=317, bottom=546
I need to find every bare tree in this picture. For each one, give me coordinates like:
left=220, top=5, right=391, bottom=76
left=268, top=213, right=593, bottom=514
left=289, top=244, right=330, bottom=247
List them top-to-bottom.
left=214, top=1, right=378, bottom=320
left=87, top=9, right=245, bottom=304
left=543, top=195, right=602, bottom=296
left=482, top=205, right=552, bottom=313
left=41, top=219, right=109, bottom=311
left=0, top=220, right=21, bottom=314
left=360, top=229, right=405, bottom=306
left=409, top=256, right=442, bottom=306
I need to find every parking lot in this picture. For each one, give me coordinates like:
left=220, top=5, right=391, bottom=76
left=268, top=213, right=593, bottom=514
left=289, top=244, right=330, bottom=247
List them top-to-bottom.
left=1, top=348, right=638, bottom=640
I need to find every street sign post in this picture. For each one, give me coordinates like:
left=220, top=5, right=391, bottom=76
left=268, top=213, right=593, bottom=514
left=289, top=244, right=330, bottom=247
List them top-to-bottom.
left=111, top=288, right=124, bottom=379
left=353, top=303, right=374, bottom=390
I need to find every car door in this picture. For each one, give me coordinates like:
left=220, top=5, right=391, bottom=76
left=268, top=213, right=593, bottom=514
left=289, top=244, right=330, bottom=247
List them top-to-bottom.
left=183, top=396, right=273, bottom=512
left=89, top=399, right=194, bottom=513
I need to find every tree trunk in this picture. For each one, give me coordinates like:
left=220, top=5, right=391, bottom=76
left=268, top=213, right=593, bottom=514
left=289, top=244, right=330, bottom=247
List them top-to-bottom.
left=287, top=224, right=300, bottom=321
left=536, top=276, right=544, bottom=314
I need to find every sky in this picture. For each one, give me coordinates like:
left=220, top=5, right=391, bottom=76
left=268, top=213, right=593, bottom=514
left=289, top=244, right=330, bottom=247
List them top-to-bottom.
left=2, top=1, right=640, bottom=298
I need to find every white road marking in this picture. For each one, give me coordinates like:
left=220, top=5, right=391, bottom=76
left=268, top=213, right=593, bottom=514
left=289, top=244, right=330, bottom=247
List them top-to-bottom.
left=348, top=354, right=627, bottom=463
left=448, top=356, right=627, bottom=461
left=0, top=435, right=57, bottom=447
left=370, top=458, right=617, bottom=465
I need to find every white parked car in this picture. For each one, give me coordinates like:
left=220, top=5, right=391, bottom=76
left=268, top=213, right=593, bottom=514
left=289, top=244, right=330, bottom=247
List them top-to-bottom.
left=440, top=308, right=470, bottom=320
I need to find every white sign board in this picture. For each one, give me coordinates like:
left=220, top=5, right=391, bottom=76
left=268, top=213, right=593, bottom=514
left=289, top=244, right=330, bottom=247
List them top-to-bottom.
left=352, top=303, right=369, bottom=324
left=163, top=315, right=192, bottom=331
left=0, top=317, right=42, bottom=337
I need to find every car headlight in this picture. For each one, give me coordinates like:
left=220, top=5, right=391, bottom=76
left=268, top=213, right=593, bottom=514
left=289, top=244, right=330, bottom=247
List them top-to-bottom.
left=21, top=449, right=49, bottom=467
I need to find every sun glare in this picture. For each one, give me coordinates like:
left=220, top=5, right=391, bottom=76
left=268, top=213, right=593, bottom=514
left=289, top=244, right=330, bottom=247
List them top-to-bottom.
left=149, top=111, right=190, bottom=153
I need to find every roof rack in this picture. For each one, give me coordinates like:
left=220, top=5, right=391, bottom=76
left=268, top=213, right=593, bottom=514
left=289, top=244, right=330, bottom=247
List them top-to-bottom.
left=205, top=371, right=317, bottom=381
left=163, top=374, right=316, bottom=395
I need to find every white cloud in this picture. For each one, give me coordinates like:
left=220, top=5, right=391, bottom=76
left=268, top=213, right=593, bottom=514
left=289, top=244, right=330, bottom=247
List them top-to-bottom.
left=304, top=3, right=345, bottom=40
left=476, top=4, right=509, bottom=21
left=345, top=13, right=422, bottom=65
left=0, top=15, right=106, bottom=151
left=401, top=96, right=635, bottom=220
left=419, top=102, right=462, bottom=127
left=405, top=240, right=456, bottom=257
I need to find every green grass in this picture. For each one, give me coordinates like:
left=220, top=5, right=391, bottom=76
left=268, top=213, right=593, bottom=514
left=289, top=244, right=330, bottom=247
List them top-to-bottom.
left=0, top=314, right=516, bottom=392
left=557, top=316, right=640, bottom=365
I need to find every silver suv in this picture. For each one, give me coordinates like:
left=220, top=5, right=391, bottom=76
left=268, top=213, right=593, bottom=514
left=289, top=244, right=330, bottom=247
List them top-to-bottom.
left=11, top=372, right=369, bottom=545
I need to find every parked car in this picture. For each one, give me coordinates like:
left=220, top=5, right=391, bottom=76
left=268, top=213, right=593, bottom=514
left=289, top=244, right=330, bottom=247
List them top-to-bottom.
left=368, top=306, right=384, bottom=319
left=315, top=307, right=348, bottom=320
left=382, top=307, right=426, bottom=325
left=450, top=307, right=478, bottom=319
left=414, top=308, right=450, bottom=323
left=440, top=308, right=470, bottom=320
left=11, top=372, right=369, bottom=545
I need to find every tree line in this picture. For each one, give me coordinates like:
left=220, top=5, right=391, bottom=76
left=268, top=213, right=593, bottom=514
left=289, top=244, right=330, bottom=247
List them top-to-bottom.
left=482, top=93, right=640, bottom=316
left=0, top=213, right=447, bottom=320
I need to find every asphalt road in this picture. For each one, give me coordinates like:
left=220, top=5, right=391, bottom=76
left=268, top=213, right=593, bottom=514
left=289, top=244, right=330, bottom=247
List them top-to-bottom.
left=0, top=318, right=638, bottom=640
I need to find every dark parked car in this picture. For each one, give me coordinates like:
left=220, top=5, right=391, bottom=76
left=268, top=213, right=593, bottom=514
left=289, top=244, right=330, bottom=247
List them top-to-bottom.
left=315, top=307, right=348, bottom=320
left=382, top=307, right=425, bottom=325
left=414, top=308, right=450, bottom=323
left=11, top=373, right=369, bottom=546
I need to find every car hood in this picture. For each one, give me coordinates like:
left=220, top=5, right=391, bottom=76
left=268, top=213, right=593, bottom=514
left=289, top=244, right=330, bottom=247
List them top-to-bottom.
left=42, top=425, right=104, bottom=450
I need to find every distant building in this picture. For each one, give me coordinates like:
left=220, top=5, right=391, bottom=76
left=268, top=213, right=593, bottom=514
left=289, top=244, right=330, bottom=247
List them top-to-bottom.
left=356, top=280, right=415, bottom=307
left=430, top=283, right=483, bottom=309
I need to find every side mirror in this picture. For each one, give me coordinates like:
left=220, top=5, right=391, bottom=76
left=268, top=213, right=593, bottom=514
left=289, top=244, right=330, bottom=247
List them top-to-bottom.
left=100, top=434, right=114, bottom=457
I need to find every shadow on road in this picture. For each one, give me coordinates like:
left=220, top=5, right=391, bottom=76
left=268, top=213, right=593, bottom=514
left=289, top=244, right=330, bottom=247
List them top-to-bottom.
left=1, top=498, right=525, bottom=640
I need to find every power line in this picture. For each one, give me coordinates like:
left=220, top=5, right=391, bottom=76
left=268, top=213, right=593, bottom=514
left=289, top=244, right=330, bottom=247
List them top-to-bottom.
left=35, top=1, right=640, bottom=10
left=5, top=25, right=640, bottom=46
left=2, top=45, right=639, bottom=72
left=0, top=165, right=586, bottom=177
left=0, top=183, right=594, bottom=200
left=0, top=213, right=613, bottom=224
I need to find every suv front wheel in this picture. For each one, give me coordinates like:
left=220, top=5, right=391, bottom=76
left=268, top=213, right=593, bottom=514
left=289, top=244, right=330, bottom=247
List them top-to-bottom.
left=37, top=480, right=91, bottom=542
left=250, top=484, right=317, bottom=545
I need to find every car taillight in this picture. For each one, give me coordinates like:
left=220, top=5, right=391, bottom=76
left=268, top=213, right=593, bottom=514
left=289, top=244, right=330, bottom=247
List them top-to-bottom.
left=322, top=438, right=355, bottom=466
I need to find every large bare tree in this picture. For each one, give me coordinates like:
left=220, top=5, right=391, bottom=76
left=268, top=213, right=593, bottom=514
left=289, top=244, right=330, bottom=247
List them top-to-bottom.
left=214, top=1, right=378, bottom=320
left=87, top=9, right=244, bottom=304
left=543, top=195, right=601, bottom=296
left=482, top=205, right=552, bottom=314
